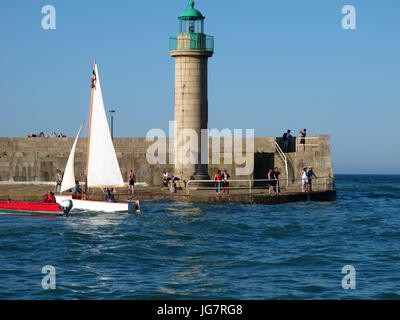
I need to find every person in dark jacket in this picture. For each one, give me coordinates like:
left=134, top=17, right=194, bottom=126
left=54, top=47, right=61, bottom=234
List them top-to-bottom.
left=306, top=166, right=317, bottom=192
left=273, top=167, right=281, bottom=195
left=222, top=170, right=231, bottom=194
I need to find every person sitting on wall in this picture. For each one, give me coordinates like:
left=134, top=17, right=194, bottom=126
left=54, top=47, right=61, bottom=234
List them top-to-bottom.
left=162, top=171, right=171, bottom=189
left=171, top=176, right=180, bottom=184
left=105, top=189, right=115, bottom=202
left=42, top=190, right=56, bottom=203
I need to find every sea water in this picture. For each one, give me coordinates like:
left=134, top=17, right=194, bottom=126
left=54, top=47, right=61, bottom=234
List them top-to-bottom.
left=0, top=175, right=399, bottom=299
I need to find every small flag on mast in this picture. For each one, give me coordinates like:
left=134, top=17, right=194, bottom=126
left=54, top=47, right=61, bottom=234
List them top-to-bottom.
left=91, top=70, right=96, bottom=89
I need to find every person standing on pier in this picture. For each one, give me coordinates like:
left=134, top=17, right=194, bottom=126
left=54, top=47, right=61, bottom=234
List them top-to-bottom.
left=299, top=129, right=307, bottom=152
left=282, top=130, right=292, bottom=152
left=306, top=166, right=317, bottom=192
left=273, top=167, right=281, bottom=195
left=300, top=167, right=308, bottom=192
left=55, top=169, right=63, bottom=193
left=267, top=169, right=275, bottom=194
left=128, top=170, right=136, bottom=195
left=214, top=170, right=222, bottom=195
left=222, top=170, right=231, bottom=194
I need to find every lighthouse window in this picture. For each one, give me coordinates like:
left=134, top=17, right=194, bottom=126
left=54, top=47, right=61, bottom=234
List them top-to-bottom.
left=179, top=19, right=204, bottom=34
left=189, top=22, right=195, bottom=33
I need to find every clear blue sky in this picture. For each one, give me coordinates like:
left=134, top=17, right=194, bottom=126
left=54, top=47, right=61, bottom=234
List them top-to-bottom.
left=0, top=0, right=399, bottom=174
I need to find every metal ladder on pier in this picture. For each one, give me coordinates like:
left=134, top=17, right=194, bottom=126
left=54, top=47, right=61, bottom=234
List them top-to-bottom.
left=275, top=142, right=289, bottom=186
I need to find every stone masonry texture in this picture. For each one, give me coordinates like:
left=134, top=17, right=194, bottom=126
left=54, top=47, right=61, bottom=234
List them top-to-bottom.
left=0, top=136, right=333, bottom=186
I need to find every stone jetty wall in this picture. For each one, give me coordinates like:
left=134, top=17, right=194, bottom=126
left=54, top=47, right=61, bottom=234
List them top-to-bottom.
left=0, top=136, right=333, bottom=186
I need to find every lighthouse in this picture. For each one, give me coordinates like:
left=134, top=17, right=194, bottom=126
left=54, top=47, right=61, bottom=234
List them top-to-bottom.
left=169, top=0, right=214, bottom=182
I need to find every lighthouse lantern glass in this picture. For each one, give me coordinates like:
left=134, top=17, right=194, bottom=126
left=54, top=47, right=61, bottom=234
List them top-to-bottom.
left=180, top=19, right=204, bottom=34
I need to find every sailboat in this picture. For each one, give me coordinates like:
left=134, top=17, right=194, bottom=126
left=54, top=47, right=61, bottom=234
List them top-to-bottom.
left=55, top=61, right=140, bottom=214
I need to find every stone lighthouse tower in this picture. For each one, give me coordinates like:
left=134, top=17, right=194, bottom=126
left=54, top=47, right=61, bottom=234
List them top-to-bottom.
left=169, top=0, right=214, bottom=182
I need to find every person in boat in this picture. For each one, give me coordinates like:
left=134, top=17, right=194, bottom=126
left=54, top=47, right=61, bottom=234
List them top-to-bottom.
left=128, top=170, right=135, bottom=195
left=72, top=181, right=83, bottom=194
left=105, top=189, right=115, bottom=202
left=42, top=190, right=56, bottom=203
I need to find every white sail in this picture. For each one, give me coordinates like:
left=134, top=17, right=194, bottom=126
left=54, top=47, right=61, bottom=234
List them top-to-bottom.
left=87, top=63, right=124, bottom=188
left=60, top=123, right=84, bottom=193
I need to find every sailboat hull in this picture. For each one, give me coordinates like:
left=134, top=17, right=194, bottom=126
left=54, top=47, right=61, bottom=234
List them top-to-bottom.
left=55, top=195, right=137, bottom=213
left=0, top=200, right=67, bottom=216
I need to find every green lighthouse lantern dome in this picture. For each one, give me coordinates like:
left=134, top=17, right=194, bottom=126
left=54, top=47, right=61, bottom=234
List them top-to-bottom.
left=169, top=0, right=214, bottom=52
left=179, top=0, right=205, bottom=34
left=179, top=0, right=204, bottom=20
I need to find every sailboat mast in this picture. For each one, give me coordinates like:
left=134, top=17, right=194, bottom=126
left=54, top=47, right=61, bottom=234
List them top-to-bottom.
left=85, top=60, right=96, bottom=194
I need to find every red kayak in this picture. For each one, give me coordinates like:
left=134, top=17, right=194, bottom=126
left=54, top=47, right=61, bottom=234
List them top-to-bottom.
left=0, top=200, right=73, bottom=216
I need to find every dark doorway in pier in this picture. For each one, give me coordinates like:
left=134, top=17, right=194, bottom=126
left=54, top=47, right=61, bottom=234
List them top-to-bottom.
left=254, top=153, right=274, bottom=187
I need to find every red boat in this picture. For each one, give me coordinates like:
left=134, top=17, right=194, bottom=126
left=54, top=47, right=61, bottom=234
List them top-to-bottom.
left=0, top=200, right=73, bottom=216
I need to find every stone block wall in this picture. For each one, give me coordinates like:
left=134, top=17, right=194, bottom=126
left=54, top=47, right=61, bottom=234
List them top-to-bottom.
left=0, top=135, right=333, bottom=186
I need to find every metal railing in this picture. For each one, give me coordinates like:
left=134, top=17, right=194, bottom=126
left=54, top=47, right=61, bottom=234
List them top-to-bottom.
left=169, top=34, right=214, bottom=51
left=296, top=136, right=320, bottom=152
left=275, top=142, right=289, bottom=186
left=186, top=176, right=333, bottom=195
